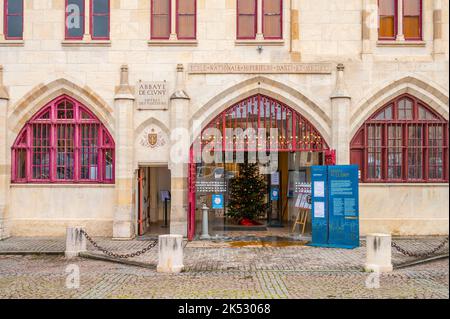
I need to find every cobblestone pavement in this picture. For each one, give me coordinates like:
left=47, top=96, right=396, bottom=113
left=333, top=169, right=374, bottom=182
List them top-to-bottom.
left=0, top=236, right=448, bottom=299
left=0, top=255, right=447, bottom=299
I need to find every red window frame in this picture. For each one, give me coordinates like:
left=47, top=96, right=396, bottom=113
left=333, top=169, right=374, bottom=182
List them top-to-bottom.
left=4, top=0, right=24, bottom=40
left=65, top=0, right=85, bottom=40
left=90, top=0, right=110, bottom=40
left=151, top=0, right=171, bottom=40
left=176, top=0, right=197, bottom=40
left=237, top=0, right=257, bottom=40
left=262, top=0, right=283, bottom=39
left=378, top=0, right=398, bottom=41
left=402, top=0, right=422, bottom=41
left=351, top=94, right=449, bottom=183
left=11, top=95, right=115, bottom=184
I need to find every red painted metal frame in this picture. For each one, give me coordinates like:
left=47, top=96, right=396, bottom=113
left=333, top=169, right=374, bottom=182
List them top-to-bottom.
left=4, top=0, right=24, bottom=40
left=65, top=0, right=85, bottom=40
left=90, top=0, right=110, bottom=40
left=151, top=0, right=171, bottom=40
left=176, top=0, right=197, bottom=40
left=236, top=0, right=257, bottom=40
left=262, top=0, right=283, bottom=40
left=378, top=0, right=398, bottom=41
left=402, top=0, right=423, bottom=41
left=187, top=94, right=330, bottom=240
left=350, top=94, right=448, bottom=183
left=11, top=95, right=115, bottom=184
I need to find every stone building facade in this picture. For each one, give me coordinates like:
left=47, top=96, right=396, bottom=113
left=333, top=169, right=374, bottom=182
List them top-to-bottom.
left=0, top=0, right=448, bottom=240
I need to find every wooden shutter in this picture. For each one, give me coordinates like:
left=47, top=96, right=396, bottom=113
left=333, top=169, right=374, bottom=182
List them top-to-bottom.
left=237, top=0, right=257, bottom=39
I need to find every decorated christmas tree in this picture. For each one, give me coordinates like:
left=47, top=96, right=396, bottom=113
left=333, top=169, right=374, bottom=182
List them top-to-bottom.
left=226, top=162, right=267, bottom=224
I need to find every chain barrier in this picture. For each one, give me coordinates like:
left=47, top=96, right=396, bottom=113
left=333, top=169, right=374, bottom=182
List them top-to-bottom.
left=80, top=229, right=158, bottom=259
left=391, top=237, right=449, bottom=258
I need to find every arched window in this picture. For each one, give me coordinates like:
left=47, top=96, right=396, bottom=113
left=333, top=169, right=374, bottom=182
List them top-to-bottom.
left=351, top=94, right=448, bottom=183
left=12, top=95, right=115, bottom=184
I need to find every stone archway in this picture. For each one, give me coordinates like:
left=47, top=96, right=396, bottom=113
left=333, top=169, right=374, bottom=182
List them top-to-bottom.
left=187, top=93, right=331, bottom=240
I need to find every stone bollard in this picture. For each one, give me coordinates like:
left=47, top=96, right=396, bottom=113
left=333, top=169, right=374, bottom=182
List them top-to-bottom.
left=200, top=204, right=211, bottom=240
left=65, top=227, right=87, bottom=259
left=365, top=233, right=393, bottom=273
left=157, top=234, right=184, bottom=273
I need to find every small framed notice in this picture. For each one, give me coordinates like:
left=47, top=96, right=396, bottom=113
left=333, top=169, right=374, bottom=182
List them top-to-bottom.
left=136, top=81, right=169, bottom=110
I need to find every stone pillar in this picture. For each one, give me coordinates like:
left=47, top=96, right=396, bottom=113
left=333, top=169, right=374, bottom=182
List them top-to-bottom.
left=82, top=0, right=91, bottom=41
left=169, top=0, right=178, bottom=40
left=256, top=0, right=264, bottom=40
left=362, top=0, right=377, bottom=61
left=396, top=0, right=405, bottom=41
left=433, top=0, right=445, bottom=60
left=169, top=64, right=190, bottom=236
left=330, top=64, right=351, bottom=165
left=0, top=65, right=10, bottom=240
left=113, top=65, right=136, bottom=239
left=65, top=227, right=87, bottom=259
left=365, top=233, right=393, bottom=273
left=157, top=234, right=184, bottom=273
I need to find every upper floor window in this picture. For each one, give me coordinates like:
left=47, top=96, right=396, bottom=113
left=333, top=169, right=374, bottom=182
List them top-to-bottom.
left=4, top=0, right=24, bottom=40
left=65, top=0, right=85, bottom=40
left=91, top=0, right=110, bottom=39
left=151, top=0, right=196, bottom=40
left=151, top=0, right=171, bottom=39
left=177, top=0, right=196, bottom=39
left=237, top=0, right=282, bottom=40
left=237, top=0, right=257, bottom=39
left=263, top=0, right=282, bottom=39
left=378, top=0, right=422, bottom=41
left=12, top=95, right=115, bottom=184
left=351, top=95, right=448, bottom=183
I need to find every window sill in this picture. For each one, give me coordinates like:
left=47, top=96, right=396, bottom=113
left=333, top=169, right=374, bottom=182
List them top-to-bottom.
left=235, top=39, right=285, bottom=46
left=0, top=40, right=24, bottom=47
left=61, top=40, right=112, bottom=47
left=147, top=40, right=198, bottom=47
left=376, top=40, right=426, bottom=47
left=360, top=182, right=448, bottom=187
left=11, top=183, right=115, bottom=188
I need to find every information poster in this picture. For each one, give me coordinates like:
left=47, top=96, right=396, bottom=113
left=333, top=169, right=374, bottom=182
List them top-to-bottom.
left=310, top=165, right=360, bottom=249
left=327, top=165, right=359, bottom=248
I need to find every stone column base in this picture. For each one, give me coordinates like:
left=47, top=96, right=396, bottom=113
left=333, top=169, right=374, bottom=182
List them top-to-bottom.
left=112, top=221, right=135, bottom=240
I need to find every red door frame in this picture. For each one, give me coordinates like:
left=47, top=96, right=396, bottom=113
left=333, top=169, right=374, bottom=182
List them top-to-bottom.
left=187, top=94, right=331, bottom=241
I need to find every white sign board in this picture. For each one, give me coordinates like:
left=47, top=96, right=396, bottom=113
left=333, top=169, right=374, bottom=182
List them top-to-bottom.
left=136, top=81, right=169, bottom=110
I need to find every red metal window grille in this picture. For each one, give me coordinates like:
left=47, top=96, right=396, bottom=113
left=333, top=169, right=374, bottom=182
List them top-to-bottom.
left=4, top=0, right=24, bottom=40
left=65, top=0, right=85, bottom=40
left=91, top=0, right=110, bottom=40
left=151, top=0, right=171, bottom=39
left=177, top=0, right=196, bottom=40
left=237, top=0, right=257, bottom=39
left=351, top=94, right=448, bottom=183
left=11, top=95, right=115, bottom=184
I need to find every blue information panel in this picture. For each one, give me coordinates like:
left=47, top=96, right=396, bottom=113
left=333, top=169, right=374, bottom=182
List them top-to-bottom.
left=310, top=165, right=359, bottom=249
left=328, top=165, right=359, bottom=249
left=311, top=166, right=328, bottom=246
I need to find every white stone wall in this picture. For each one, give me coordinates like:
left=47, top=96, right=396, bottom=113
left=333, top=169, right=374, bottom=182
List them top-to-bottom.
left=0, top=0, right=448, bottom=237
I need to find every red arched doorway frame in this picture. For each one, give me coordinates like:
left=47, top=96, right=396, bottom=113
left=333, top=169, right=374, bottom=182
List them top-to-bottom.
left=188, top=94, right=330, bottom=240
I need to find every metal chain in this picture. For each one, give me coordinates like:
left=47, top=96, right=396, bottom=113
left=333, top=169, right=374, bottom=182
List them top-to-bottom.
left=80, top=230, right=158, bottom=259
left=391, top=237, right=449, bottom=258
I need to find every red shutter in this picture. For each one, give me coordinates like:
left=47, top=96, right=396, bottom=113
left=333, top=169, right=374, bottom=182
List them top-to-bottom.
left=151, top=0, right=171, bottom=39
left=177, top=0, right=196, bottom=39
left=237, top=0, right=257, bottom=39
left=263, top=0, right=282, bottom=39
left=403, top=0, right=422, bottom=40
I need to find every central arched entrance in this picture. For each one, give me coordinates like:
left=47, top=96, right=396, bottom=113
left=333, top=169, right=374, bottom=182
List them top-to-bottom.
left=188, top=94, right=330, bottom=240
